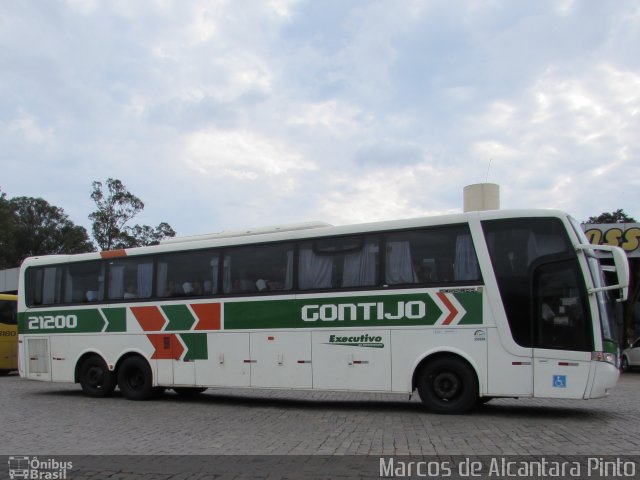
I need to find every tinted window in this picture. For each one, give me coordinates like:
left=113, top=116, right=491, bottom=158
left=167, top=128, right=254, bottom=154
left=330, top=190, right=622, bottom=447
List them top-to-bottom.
left=482, top=218, right=584, bottom=349
left=384, top=225, right=481, bottom=286
left=299, top=236, right=379, bottom=290
left=223, top=243, right=293, bottom=294
left=157, top=250, right=220, bottom=298
left=108, top=258, right=154, bottom=300
left=534, top=260, right=592, bottom=351
left=64, top=262, right=105, bottom=303
left=25, top=266, right=64, bottom=306
left=0, top=299, right=16, bottom=325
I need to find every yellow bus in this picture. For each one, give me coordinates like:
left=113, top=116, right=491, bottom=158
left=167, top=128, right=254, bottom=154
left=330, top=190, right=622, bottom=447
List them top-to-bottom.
left=0, top=293, right=18, bottom=375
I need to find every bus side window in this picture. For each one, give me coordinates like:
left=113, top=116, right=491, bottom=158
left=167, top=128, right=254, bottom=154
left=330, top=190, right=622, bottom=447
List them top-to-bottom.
left=384, top=225, right=480, bottom=287
left=299, top=236, right=379, bottom=290
left=223, top=244, right=294, bottom=294
left=157, top=250, right=220, bottom=298
left=108, top=259, right=153, bottom=300
left=64, top=262, right=105, bottom=303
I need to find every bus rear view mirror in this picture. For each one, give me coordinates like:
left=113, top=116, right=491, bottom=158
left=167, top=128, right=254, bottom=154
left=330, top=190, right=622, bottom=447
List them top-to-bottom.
left=576, top=244, right=629, bottom=302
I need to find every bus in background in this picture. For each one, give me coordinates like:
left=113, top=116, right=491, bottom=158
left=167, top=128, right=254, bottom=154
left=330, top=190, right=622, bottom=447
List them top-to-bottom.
left=16, top=210, right=629, bottom=414
left=0, top=293, right=18, bottom=375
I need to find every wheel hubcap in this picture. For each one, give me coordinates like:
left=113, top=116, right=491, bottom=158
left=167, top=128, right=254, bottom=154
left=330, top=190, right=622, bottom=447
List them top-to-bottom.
left=87, top=366, right=104, bottom=387
left=127, top=369, right=145, bottom=390
left=433, top=372, right=460, bottom=400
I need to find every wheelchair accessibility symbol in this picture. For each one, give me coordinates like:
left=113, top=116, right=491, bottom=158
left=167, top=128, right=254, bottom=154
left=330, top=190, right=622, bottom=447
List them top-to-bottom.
left=552, top=375, right=567, bottom=388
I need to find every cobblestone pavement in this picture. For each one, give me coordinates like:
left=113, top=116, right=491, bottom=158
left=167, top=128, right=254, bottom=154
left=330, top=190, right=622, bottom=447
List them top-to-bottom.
left=2, top=371, right=639, bottom=457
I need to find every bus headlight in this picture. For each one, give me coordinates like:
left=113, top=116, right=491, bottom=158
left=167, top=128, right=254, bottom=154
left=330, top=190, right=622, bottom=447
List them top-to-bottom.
left=592, top=351, right=618, bottom=367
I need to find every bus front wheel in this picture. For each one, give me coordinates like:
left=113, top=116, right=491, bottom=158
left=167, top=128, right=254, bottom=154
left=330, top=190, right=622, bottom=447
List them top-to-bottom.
left=79, top=355, right=115, bottom=398
left=117, top=356, right=154, bottom=401
left=417, top=356, right=478, bottom=414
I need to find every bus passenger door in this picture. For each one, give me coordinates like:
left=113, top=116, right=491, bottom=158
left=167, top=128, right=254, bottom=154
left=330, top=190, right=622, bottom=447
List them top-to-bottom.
left=532, top=260, right=593, bottom=398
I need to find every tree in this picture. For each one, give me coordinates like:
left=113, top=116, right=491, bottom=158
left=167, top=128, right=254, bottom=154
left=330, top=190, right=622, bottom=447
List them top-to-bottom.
left=89, top=178, right=176, bottom=250
left=0, top=190, right=19, bottom=268
left=0, top=191, right=94, bottom=268
left=587, top=209, right=637, bottom=224
left=124, top=223, right=176, bottom=248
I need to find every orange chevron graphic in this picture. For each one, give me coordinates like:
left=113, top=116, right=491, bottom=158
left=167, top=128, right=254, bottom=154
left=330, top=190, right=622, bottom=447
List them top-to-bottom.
left=436, top=292, right=458, bottom=325
left=191, top=303, right=221, bottom=330
left=131, top=306, right=166, bottom=331
left=147, top=334, right=184, bottom=360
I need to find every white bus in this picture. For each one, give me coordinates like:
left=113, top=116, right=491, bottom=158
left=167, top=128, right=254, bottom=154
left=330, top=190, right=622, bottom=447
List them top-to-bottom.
left=17, top=210, right=629, bottom=414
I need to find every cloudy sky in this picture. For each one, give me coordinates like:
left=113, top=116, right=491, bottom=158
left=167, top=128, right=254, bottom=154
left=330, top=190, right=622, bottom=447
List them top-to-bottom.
left=1, top=0, right=639, bottom=238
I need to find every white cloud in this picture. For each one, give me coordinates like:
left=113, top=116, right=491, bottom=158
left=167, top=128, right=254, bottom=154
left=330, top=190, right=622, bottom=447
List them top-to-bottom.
left=1, top=1, right=638, bottom=236
left=3, top=110, right=54, bottom=146
left=182, top=128, right=315, bottom=181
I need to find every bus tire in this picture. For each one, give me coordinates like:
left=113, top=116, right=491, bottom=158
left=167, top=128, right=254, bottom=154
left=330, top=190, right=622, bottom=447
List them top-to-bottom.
left=79, top=355, right=115, bottom=398
left=117, top=356, right=154, bottom=401
left=417, top=356, right=478, bottom=414
left=173, top=387, right=207, bottom=396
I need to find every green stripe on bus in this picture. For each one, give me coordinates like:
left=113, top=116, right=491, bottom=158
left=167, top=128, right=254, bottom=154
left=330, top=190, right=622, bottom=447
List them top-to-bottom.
left=224, top=292, right=482, bottom=329
left=455, top=292, right=484, bottom=325
left=162, top=304, right=196, bottom=331
left=19, top=308, right=129, bottom=334
left=103, top=308, right=127, bottom=332
left=19, top=309, right=106, bottom=334
left=180, top=333, right=208, bottom=360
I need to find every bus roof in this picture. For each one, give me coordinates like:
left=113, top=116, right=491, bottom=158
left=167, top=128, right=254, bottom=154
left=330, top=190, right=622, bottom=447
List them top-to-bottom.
left=20, top=208, right=570, bottom=268
left=159, top=221, right=333, bottom=245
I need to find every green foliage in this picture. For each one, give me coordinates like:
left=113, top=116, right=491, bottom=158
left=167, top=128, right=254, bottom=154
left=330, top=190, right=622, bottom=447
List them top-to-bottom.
left=89, top=178, right=175, bottom=250
left=0, top=189, right=94, bottom=268
left=587, top=209, right=637, bottom=224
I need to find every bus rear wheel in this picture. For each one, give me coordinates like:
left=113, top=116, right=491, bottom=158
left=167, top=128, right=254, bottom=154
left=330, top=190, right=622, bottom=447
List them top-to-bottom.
left=79, top=356, right=115, bottom=398
left=117, top=356, right=154, bottom=401
left=417, top=356, right=478, bottom=414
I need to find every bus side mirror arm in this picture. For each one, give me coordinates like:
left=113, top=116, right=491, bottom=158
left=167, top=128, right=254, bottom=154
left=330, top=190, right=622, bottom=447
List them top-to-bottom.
left=575, top=244, right=629, bottom=302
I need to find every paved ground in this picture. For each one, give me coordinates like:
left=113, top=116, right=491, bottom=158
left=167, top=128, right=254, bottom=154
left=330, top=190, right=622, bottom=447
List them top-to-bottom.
left=2, top=371, right=639, bottom=457
left=2, top=372, right=640, bottom=479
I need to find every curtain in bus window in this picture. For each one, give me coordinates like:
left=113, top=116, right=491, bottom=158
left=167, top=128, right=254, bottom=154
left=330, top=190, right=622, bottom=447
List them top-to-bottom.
left=454, top=234, right=479, bottom=281
left=342, top=241, right=378, bottom=287
left=385, top=241, right=416, bottom=285
left=299, top=248, right=332, bottom=289
left=285, top=250, right=293, bottom=290
left=222, top=256, right=232, bottom=293
left=207, top=257, right=219, bottom=294
left=157, top=262, right=168, bottom=297
left=137, top=263, right=153, bottom=298
left=109, top=265, right=126, bottom=299
left=42, top=267, right=60, bottom=305
left=30, top=269, right=44, bottom=305
left=64, top=270, right=74, bottom=303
